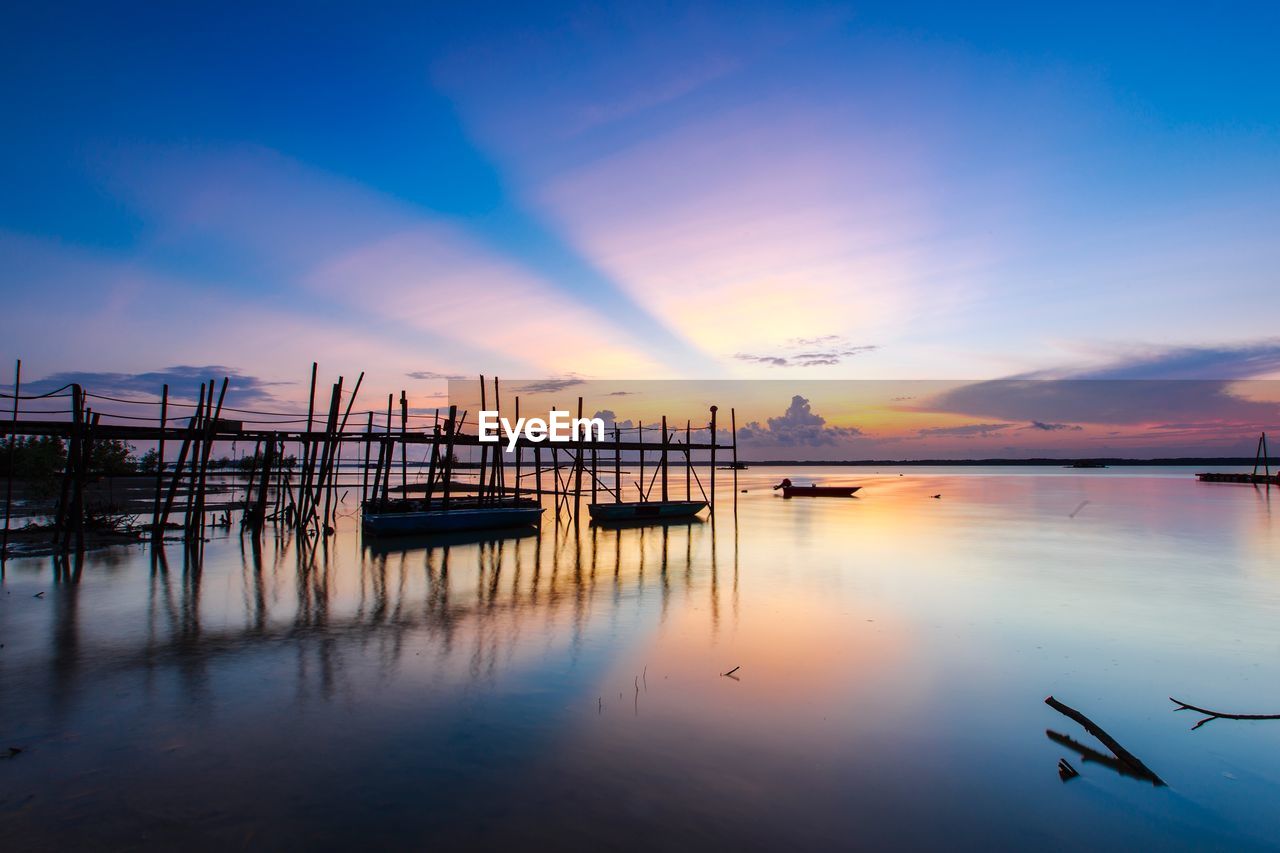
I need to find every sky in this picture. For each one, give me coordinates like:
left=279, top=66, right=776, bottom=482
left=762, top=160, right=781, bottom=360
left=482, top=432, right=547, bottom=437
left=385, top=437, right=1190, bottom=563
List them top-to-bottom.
left=2, top=1, right=1279, bottom=452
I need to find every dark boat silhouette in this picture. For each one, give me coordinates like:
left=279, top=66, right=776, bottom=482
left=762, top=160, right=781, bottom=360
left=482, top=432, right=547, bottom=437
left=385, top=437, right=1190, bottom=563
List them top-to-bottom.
left=772, top=478, right=860, bottom=498
left=587, top=500, right=707, bottom=521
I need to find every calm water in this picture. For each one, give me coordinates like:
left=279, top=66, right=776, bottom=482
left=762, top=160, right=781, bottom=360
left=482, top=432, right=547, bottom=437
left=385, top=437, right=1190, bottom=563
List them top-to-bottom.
left=2, top=467, right=1278, bottom=850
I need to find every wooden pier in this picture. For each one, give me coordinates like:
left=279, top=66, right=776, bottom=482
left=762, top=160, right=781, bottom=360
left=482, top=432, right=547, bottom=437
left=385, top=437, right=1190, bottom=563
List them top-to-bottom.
left=1, top=361, right=740, bottom=560
left=1197, top=432, right=1276, bottom=486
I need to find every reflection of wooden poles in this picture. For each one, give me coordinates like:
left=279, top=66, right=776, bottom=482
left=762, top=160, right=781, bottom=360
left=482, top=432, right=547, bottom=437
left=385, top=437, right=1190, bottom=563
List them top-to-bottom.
left=1045, top=696, right=1165, bottom=785
left=1171, top=696, right=1280, bottom=730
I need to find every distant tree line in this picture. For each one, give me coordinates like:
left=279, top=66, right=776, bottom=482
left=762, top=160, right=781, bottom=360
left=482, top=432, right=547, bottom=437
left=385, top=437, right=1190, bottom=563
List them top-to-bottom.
left=2, top=438, right=297, bottom=480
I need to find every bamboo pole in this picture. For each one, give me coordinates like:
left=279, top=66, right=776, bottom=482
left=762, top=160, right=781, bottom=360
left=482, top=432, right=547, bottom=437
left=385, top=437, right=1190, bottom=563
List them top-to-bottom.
left=2, top=359, right=19, bottom=563
left=477, top=377, right=488, bottom=503
left=150, top=384, right=167, bottom=535
left=159, top=384, right=203, bottom=531
left=399, top=389, right=409, bottom=496
left=573, top=396, right=584, bottom=523
left=512, top=398, right=521, bottom=502
left=441, top=405, right=457, bottom=510
left=709, top=406, right=718, bottom=515
left=731, top=407, right=738, bottom=505
left=361, top=412, right=373, bottom=504
left=661, top=415, right=669, bottom=502
left=637, top=420, right=644, bottom=502
left=685, top=420, right=691, bottom=500
left=614, top=426, right=621, bottom=504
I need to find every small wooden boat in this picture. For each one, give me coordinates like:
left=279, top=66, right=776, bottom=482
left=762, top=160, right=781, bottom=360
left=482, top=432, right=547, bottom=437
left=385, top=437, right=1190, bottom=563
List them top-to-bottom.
left=773, top=479, right=860, bottom=498
left=587, top=500, right=707, bottom=521
left=362, top=504, right=543, bottom=536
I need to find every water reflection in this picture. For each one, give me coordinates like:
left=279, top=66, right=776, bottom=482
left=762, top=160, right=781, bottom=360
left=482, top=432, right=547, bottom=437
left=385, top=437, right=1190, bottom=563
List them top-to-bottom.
left=3, top=469, right=1279, bottom=851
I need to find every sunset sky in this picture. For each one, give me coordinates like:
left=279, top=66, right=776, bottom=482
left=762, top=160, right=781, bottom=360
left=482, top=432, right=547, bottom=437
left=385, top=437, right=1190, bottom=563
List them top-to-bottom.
left=3, top=2, right=1279, bottom=453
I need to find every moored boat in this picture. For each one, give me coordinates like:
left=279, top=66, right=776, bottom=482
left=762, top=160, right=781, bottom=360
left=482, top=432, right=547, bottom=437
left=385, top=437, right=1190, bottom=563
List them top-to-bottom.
left=772, top=478, right=860, bottom=498
left=587, top=500, right=707, bottom=521
left=362, top=504, right=543, bottom=536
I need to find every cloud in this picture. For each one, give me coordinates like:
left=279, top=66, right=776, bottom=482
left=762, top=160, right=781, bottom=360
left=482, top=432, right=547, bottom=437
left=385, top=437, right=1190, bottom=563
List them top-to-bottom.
left=1058, top=341, right=1280, bottom=380
left=734, top=342, right=878, bottom=368
left=734, top=354, right=789, bottom=367
left=10, top=366, right=286, bottom=405
left=407, top=370, right=467, bottom=381
left=514, top=378, right=587, bottom=394
left=926, top=379, right=1280, bottom=427
left=737, top=395, right=863, bottom=446
left=592, top=409, right=635, bottom=431
left=1024, top=421, right=1083, bottom=431
left=916, top=422, right=1013, bottom=438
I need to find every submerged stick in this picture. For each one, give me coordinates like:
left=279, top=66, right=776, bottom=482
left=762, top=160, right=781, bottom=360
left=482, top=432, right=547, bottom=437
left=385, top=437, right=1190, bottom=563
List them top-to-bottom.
left=721, top=665, right=740, bottom=677
left=1045, top=695, right=1165, bottom=785
left=1170, top=697, right=1280, bottom=730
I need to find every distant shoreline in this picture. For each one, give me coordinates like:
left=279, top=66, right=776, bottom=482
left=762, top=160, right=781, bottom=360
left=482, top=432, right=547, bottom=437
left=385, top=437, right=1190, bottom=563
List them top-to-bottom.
left=738, top=458, right=1271, bottom=467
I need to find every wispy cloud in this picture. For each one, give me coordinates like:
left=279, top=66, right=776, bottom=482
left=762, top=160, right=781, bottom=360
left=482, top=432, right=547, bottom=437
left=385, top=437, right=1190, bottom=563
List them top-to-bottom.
left=734, top=340, right=878, bottom=368
left=10, top=366, right=286, bottom=404
left=407, top=370, right=467, bottom=381
left=1024, top=420, right=1083, bottom=431
left=916, top=422, right=1013, bottom=438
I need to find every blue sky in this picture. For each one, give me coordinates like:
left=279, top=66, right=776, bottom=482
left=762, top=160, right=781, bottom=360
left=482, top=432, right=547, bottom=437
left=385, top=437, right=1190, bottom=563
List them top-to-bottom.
left=2, top=1, right=1279, bottom=406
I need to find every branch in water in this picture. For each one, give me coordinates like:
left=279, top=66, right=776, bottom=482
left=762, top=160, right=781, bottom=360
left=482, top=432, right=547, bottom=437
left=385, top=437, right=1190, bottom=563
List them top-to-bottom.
left=1045, top=695, right=1166, bottom=786
left=1170, top=697, right=1280, bottom=730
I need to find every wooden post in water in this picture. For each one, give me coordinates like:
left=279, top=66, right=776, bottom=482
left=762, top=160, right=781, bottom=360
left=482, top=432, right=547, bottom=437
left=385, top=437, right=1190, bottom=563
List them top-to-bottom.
left=2, top=359, right=19, bottom=564
left=477, top=377, right=488, bottom=503
left=492, top=377, right=504, bottom=501
left=151, top=383, right=167, bottom=535
left=159, top=384, right=203, bottom=532
left=399, top=390, right=409, bottom=496
left=573, top=396, right=584, bottom=523
left=513, top=398, right=521, bottom=502
left=441, top=405, right=458, bottom=510
left=709, top=406, right=718, bottom=516
left=731, top=407, right=739, bottom=504
left=361, top=412, right=373, bottom=504
left=425, top=412, right=440, bottom=504
left=661, top=415, right=669, bottom=502
left=637, top=420, right=644, bottom=502
left=685, top=420, right=691, bottom=501
left=614, top=426, right=622, bottom=504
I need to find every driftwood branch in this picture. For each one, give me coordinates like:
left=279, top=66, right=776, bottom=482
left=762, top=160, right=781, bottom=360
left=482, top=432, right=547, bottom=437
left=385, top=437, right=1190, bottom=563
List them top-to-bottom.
left=1045, top=695, right=1165, bottom=786
left=1170, top=697, right=1280, bottom=730
left=1046, top=730, right=1155, bottom=782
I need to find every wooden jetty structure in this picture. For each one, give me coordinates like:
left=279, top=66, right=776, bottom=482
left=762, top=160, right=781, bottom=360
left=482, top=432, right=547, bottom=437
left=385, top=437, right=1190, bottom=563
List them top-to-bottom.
left=1, top=361, right=740, bottom=558
left=1197, top=433, right=1278, bottom=486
